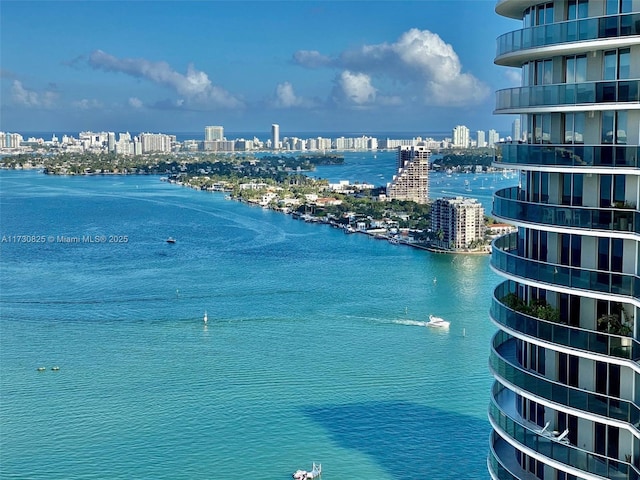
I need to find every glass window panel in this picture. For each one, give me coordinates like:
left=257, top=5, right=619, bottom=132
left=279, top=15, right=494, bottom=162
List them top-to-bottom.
left=578, top=0, right=588, bottom=18
left=606, top=0, right=619, bottom=15
left=621, top=0, right=632, bottom=13
left=568, top=1, right=576, bottom=20
left=545, top=4, right=554, bottom=24
left=619, top=48, right=630, bottom=79
left=604, top=51, right=617, bottom=80
left=576, top=55, right=586, bottom=82
left=565, top=57, right=575, bottom=83
left=543, top=60, right=553, bottom=84
left=603, top=111, right=615, bottom=144
left=617, top=111, right=628, bottom=144
left=575, top=112, right=585, bottom=144
left=542, top=113, right=551, bottom=143
left=564, top=113, right=574, bottom=143
left=535, top=114, right=543, bottom=143
left=562, top=174, right=572, bottom=205
left=614, top=174, right=625, bottom=203
left=573, top=175, right=583, bottom=206
left=600, top=175, right=612, bottom=207
left=561, top=234, right=570, bottom=263
left=571, top=236, right=582, bottom=267
left=598, top=237, right=610, bottom=271
left=611, top=238, right=623, bottom=272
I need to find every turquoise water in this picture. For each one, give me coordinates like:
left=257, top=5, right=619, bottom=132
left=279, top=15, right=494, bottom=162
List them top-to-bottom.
left=0, top=163, right=512, bottom=479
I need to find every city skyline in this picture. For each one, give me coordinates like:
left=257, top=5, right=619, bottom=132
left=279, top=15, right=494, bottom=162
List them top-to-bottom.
left=0, top=1, right=518, bottom=134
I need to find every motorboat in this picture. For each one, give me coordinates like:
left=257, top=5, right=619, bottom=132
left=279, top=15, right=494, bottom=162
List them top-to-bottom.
left=166, top=237, right=176, bottom=244
left=427, top=315, right=450, bottom=329
left=292, top=463, right=321, bottom=479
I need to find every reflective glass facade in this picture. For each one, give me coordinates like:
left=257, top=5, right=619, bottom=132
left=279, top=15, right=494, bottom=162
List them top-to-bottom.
left=490, top=1, right=640, bottom=479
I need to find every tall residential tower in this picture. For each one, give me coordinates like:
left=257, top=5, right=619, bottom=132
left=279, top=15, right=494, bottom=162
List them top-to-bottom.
left=489, top=1, right=640, bottom=479
left=272, top=124, right=280, bottom=150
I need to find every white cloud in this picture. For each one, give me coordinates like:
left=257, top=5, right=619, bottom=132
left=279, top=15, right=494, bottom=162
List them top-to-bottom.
left=294, top=28, right=489, bottom=107
left=88, top=50, right=243, bottom=109
left=292, top=50, right=332, bottom=69
left=333, top=71, right=377, bottom=105
left=11, top=80, right=58, bottom=108
left=271, top=81, right=318, bottom=109
left=273, top=82, right=303, bottom=108
left=129, top=97, right=143, bottom=108
left=72, top=98, right=103, bottom=110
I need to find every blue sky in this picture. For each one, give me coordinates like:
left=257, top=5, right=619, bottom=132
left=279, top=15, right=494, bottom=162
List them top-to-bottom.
left=0, top=1, right=520, bottom=136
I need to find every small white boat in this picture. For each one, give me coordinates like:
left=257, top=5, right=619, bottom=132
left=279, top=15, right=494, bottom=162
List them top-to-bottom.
left=166, top=237, right=176, bottom=244
left=203, top=311, right=208, bottom=324
left=427, top=315, right=450, bottom=329
left=292, top=463, right=321, bottom=479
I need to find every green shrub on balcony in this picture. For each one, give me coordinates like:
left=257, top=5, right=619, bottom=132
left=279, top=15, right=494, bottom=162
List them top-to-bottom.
left=501, top=293, right=562, bottom=323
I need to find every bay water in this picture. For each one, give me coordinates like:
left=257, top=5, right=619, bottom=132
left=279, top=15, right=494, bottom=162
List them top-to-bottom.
left=0, top=157, right=515, bottom=480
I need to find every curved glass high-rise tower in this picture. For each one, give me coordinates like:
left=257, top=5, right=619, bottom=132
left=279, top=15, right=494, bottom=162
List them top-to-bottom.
left=489, top=1, right=640, bottom=479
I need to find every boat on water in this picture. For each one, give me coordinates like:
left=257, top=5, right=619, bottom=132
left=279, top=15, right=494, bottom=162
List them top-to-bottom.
left=166, top=237, right=176, bottom=244
left=203, top=311, right=208, bottom=324
left=427, top=314, right=450, bottom=329
left=292, top=463, right=321, bottom=479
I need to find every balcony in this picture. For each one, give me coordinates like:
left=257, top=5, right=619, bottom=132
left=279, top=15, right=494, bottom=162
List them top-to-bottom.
left=496, top=13, right=640, bottom=63
left=495, top=80, right=640, bottom=113
left=496, top=143, right=640, bottom=169
left=493, top=187, right=637, bottom=234
left=491, top=233, right=640, bottom=297
left=491, top=282, right=640, bottom=361
left=490, top=330, right=640, bottom=427
left=489, top=382, right=640, bottom=479
left=488, top=432, right=534, bottom=480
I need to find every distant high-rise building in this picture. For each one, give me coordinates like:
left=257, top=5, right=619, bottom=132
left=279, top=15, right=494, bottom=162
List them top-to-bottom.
left=511, top=118, right=521, bottom=142
left=271, top=124, right=280, bottom=150
left=452, top=125, right=470, bottom=148
left=205, top=126, right=224, bottom=142
left=488, top=129, right=500, bottom=147
left=477, top=130, right=486, bottom=148
left=107, top=132, right=116, bottom=152
left=139, top=133, right=172, bottom=153
left=386, top=144, right=430, bottom=204
left=430, top=197, right=484, bottom=250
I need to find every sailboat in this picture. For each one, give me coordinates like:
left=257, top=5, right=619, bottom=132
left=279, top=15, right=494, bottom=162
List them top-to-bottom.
left=203, top=311, right=208, bottom=324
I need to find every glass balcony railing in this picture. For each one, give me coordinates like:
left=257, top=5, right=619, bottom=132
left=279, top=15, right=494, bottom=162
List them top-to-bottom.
left=496, top=13, right=640, bottom=57
left=495, top=80, right=640, bottom=111
left=496, top=143, right=640, bottom=169
left=493, top=187, right=637, bottom=234
left=491, top=233, right=640, bottom=298
left=491, top=282, right=640, bottom=361
left=490, top=331, right=640, bottom=426
left=489, top=384, right=639, bottom=480
left=488, top=435, right=520, bottom=480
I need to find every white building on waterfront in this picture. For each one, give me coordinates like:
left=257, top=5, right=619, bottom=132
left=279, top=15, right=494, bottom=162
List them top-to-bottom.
left=489, top=1, right=640, bottom=479
left=271, top=124, right=280, bottom=150
left=205, top=125, right=224, bottom=141
left=452, top=125, right=470, bottom=148
left=487, top=129, right=500, bottom=147
left=477, top=130, right=486, bottom=148
left=0, top=132, right=24, bottom=149
left=139, top=133, right=172, bottom=153
left=386, top=144, right=430, bottom=204
left=430, top=196, right=484, bottom=250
